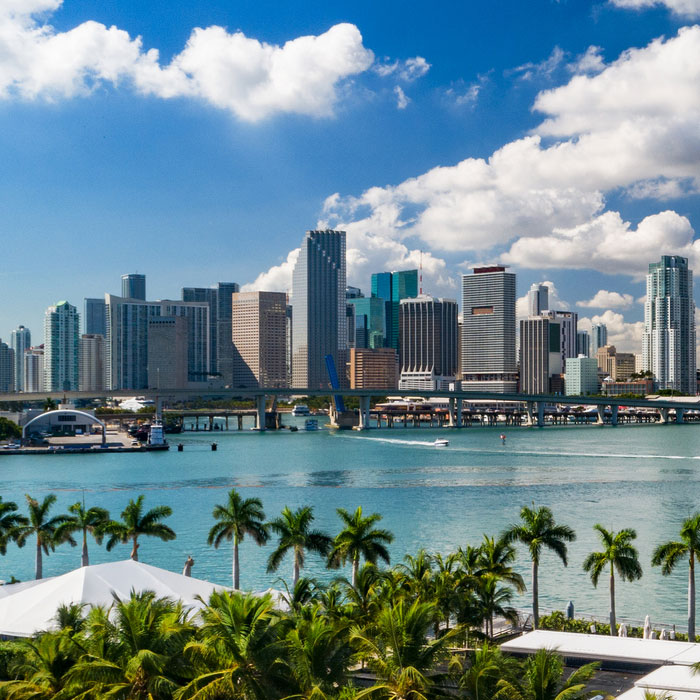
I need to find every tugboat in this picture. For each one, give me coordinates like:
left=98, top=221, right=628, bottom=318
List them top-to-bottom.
left=146, top=420, right=169, bottom=450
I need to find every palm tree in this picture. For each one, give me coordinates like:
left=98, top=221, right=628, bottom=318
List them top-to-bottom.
left=207, top=489, right=269, bottom=590
left=15, top=494, right=72, bottom=579
left=103, top=494, right=175, bottom=561
left=0, top=496, right=28, bottom=561
left=55, top=501, right=110, bottom=567
left=267, top=505, right=332, bottom=586
left=502, top=505, right=576, bottom=628
left=328, top=506, right=394, bottom=587
left=652, top=513, right=700, bottom=642
left=583, top=525, right=642, bottom=635
left=476, top=535, right=526, bottom=593
left=475, top=573, right=519, bottom=639
left=450, top=642, right=519, bottom=700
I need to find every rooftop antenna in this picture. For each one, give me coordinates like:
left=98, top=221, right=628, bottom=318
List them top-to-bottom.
left=419, top=250, right=423, bottom=296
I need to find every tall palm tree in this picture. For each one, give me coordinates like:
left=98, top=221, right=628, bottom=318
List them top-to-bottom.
left=207, top=489, right=269, bottom=590
left=16, top=494, right=72, bottom=579
left=104, top=495, right=175, bottom=561
left=0, top=496, right=28, bottom=560
left=55, top=501, right=110, bottom=567
left=502, top=505, right=576, bottom=628
left=267, top=506, right=332, bottom=586
left=328, top=506, right=394, bottom=587
left=652, top=513, right=700, bottom=641
left=583, top=525, right=642, bottom=635
left=476, top=535, right=526, bottom=593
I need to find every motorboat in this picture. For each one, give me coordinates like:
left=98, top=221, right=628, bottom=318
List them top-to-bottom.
left=292, top=404, right=311, bottom=417
left=304, top=419, right=319, bottom=431
left=434, top=438, right=449, bottom=447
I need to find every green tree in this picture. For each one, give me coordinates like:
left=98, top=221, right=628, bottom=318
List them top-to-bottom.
left=43, top=398, right=57, bottom=412
left=0, top=417, right=21, bottom=441
left=207, top=489, right=269, bottom=590
left=104, top=495, right=176, bottom=561
left=0, top=497, right=28, bottom=565
left=55, top=501, right=110, bottom=567
left=502, top=505, right=576, bottom=628
left=267, top=506, right=332, bottom=587
left=328, top=507, right=394, bottom=587
left=651, top=513, right=700, bottom=641
left=582, top=525, right=642, bottom=635
left=450, top=642, right=519, bottom=700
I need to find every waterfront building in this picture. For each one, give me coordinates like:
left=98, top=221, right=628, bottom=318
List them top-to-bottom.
left=291, top=230, right=347, bottom=389
left=643, top=255, right=696, bottom=394
left=461, top=266, right=517, bottom=393
left=371, top=269, right=418, bottom=351
left=121, top=273, right=146, bottom=300
left=527, top=283, right=549, bottom=317
left=231, top=291, right=287, bottom=389
left=348, top=296, right=386, bottom=349
left=398, top=296, right=457, bottom=391
left=84, top=298, right=106, bottom=337
left=43, top=301, right=80, bottom=391
left=541, top=310, right=578, bottom=371
left=147, top=317, right=188, bottom=389
left=519, top=317, right=562, bottom=394
left=590, top=323, right=608, bottom=357
left=10, top=325, right=30, bottom=391
left=576, top=330, right=590, bottom=358
left=79, top=334, right=105, bottom=392
left=0, top=340, right=14, bottom=392
left=597, top=345, right=636, bottom=380
left=24, top=346, right=44, bottom=393
left=349, top=347, right=398, bottom=389
left=564, top=356, right=599, bottom=395
left=602, top=379, right=654, bottom=396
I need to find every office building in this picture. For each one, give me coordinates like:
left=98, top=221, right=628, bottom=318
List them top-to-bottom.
left=291, top=230, right=347, bottom=389
left=643, top=255, right=696, bottom=394
left=461, top=266, right=518, bottom=393
left=371, top=269, right=418, bottom=351
left=121, top=273, right=146, bottom=300
left=527, top=283, right=549, bottom=317
left=346, top=286, right=363, bottom=299
left=231, top=291, right=287, bottom=389
left=349, top=296, right=387, bottom=349
left=398, top=296, right=457, bottom=390
left=84, top=298, right=106, bottom=336
left=44, top=301, right=80, bottom=391
left=286, top=303, right=293, bottom=387
left=539, top=310, right=577, bottom=372
left=147, top=317, right=188, bottom=389
left=519, top=317, right=562, bottom=394
left=590, top=323, right=608, bottom=357
left=10, top=325, right=30, bottom=391
left=576, top=330, right=590, bottom=358
left=79, top=334, right=105, bottom=392
left=0, top=340, right=14, bottom=393
left=596, top=345, right=636, bottom=381
left=24, top=346, right=44, bottom=393
left=349, top=348, right=398, bottom=389
left=635, top=353, right=644, bottom=373
left=565, top=356, right=599, bottom=395
left=602, top=379, right=654, bottom=396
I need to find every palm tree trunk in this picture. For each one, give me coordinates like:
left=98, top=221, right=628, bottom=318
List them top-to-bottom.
left=82, top=529, right=89, bottom=567
left=131, top=536, right=139, bottom=561
left=233, top=536, right=240, bottom=590
left=35, top=540, right=42, bottom=580
left=293, top=548, right=300, bottom=586
left=689, top=553, right=696, bottom=642
left=352, top=554, right=359, bottom=588
left=532, top=560, right=539, bottom=629
left=609, top=567, right=616, bottom=636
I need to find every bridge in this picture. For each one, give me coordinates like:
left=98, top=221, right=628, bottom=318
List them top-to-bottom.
left=1, top=388, right=698, bottom=430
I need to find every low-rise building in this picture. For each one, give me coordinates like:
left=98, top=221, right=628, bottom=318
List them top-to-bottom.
left=349, top=348, right=398, bottom=389
left=602, top=379, right=654, bottom=396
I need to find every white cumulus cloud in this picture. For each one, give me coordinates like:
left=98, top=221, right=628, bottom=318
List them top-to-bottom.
left=610, top=0, right=700, bottom=17
left=374, top=56, right=430, bottom=81
left=394, top=85, right=409, bottom=109
left=516, top=280, right=569, bottom=319
left=577, top=290, right=636, bottom=309
left=578, top=310, right=644, bottom=353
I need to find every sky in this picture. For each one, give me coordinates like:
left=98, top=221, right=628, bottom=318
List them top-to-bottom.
left=2, top=0, right=700, bottom=353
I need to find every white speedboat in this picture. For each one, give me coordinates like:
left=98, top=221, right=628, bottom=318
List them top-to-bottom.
left=434, top=438, right=449, bottom=447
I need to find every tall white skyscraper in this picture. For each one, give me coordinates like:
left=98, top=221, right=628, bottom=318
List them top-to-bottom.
left=291, top=230, right=347, bottom=389
left=643, top=255, right=696, bottom=394
left=461, top=266, right=517, bottom=393
left=527, top=283, right=549, bottom=317
left=44, top=301, right=80, bottom=391
left=10, top=325, right=30, bottom=391
left=24, top=347, right=44, bottom=392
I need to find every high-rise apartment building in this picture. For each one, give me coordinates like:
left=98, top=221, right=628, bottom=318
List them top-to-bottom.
left=291, top=230, right=347, bottom=389
left=643, top=255, right=696, bottom=394
left=461, top=267, right=517, bottom=393
left=371, top=269, right=418, bottom=351
left=121, top=273, right=146, bottom=300
left=527, top=283, right=549, bottom=317
left=232, top=291, right=287, bottom=389
left=398, top=296, right=457, bottom=390
left=84, top=298, right=107, bottom=336
left=44, top=301, right=80, bottom=391
left=147, top=317, right=188, bottom=389
left=519, top=317, right=562, bottom=394
left=590, top=323, right=608, bottom=357
left=10, top=325, right=30, bottom=391
left=576, top=330, right=590, bottom=358
left=79, top=334, right=105, bottom=392
left=0, top=340, right=14, bottom=393
left=24, top=346, right=44, bottom=392
left=349, top=348, right=398, bottom=389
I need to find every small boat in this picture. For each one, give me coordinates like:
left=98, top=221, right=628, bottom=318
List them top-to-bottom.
left=304, top=419, right=319, bottom=431
left=434, top=438, right=449, bottom=447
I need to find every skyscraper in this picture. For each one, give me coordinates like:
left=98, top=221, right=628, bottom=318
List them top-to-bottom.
left=291, top=230, right=347, bottom=389
left=643, top=255, right=696, bottom=393
left=461, top=267, right=517, bottom=393
left=371, top=269, right=418, bottom=350
left=121, top=273, right=146, bottom=300
left=527, top=283, right=549, bottom=317
left=232, top=291, right=287, bottom=389
left=398, top=296, right=457, bottom=390
left=348, top=297, right=386, bottom=349
left=84, top=298, right=106, bottom=336
left=44, top=301, right=80, bottom=391
left=541, top=310, right=578, bottom=372
left=147, top=317, right=188, bottom=389
left=519, top=317, right=561, bottom=394
left=590, top=323, right=608, bottom=357
left=10, top=325, right=30, bottom=391
left=576, top=330, right=590, bottom=358
left=79, top=334, right=105, bottom=391
left=0, top=340, right=14, bottom=393
left=24, top=346, right=44, bottom=392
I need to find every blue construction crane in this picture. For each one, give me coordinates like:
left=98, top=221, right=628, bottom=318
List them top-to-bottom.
left=324, top=354, right=346, bottom=414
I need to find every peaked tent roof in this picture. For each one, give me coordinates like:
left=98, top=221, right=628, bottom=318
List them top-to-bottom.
left=0, top=559, right=231, bottom=637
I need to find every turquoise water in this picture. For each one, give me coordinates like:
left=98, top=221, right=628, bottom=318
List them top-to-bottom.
left=2, top=420, right=700, bottom=627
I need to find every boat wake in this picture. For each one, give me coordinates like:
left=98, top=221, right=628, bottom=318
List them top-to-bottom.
left=348, top=436, right=442, bottom=448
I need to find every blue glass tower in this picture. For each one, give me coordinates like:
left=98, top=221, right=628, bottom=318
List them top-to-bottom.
left=370, top=269, right=418, bottom=350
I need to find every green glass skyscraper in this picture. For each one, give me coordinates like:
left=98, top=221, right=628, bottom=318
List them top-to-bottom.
left=370, top=269, right=418, bottom=350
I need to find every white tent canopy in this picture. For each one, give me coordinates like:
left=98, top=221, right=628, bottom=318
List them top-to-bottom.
left=0, top=559, right=232, bottom=637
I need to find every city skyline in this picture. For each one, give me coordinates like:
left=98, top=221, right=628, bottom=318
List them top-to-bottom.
left=2, top=0, right=700, bottom=354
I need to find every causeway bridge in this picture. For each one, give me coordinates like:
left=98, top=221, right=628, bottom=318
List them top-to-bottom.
left=1, top=388, right=698, bottom=431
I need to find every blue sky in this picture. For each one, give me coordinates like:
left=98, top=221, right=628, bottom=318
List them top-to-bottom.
left=1, top=0, right=699, bottom=351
